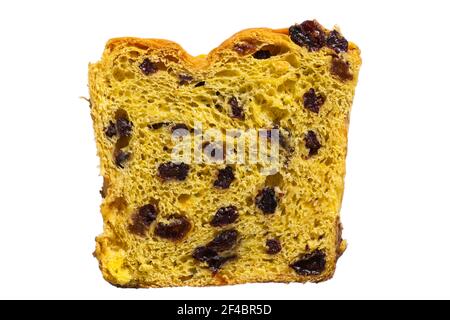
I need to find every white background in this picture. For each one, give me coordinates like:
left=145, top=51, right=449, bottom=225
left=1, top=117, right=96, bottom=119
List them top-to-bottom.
left=0, top=0, right=449, bottom=300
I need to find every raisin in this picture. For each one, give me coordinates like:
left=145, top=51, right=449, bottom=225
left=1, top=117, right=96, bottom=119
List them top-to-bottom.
left=289, top=20, right=326, bottom=51
left=327, top=30, right=348, bottom=53
left=233, top=42, right=257, bottom=55
left=253, top=50, right=272, bottom=59
left=330, top=57, right=353, bottom=81
left=139, top=58, right=158, bottom=75
left=179, top=74, right=193, bottom=85
left=194, top=81, right=205, bottom=87
left=303, top=88, right=325, bottom=113
left=229, top=97, right=245, bottom=120
left=116, top=118, right=133, bottom=137
left=105, top=121, right=117, bottom=138
left=149, top=122, right=170, bottom=130
left=171, top=123, right=190, bottom=136
left=305, top=131, right=321, bottom=156
left=114, top=150, right=131, bottom=168
left=157, top=162, right=190, bottom=181
left=213, top=166, right=235, bottom=189
left=255, top=187, right=277, bottom=214
left=129, top=204, right=158, bottom=236
left=137, top=204, right=158, bottom=225
left=211, top=206, right=238, bottom=227
left=154, top=214, right=191, bottom=240
left=207, top=229, right=238, bottom=251
left=266, top=239, right=282, bottom=254
left=192, top=246, right=218, bottom=262
left=192, top=247, right=236, bottom=273
left=290, top=250, right=326, bottom=275
left=207, top=255, right=236, bottom=273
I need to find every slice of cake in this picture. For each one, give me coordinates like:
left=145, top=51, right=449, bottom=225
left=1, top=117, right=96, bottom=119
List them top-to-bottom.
left=88, top=20, right=361, bottom=287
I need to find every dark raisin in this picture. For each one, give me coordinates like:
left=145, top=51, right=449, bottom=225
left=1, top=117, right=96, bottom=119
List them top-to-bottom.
left=289, top=20, right=326, bottom=51
left=327, top=30, right=348, bottom=53
left=233, top=42, right=257, bottom=55
left=253, top=50, right=272, bottom=59
left=330, top=57, right=353, bottom=81
left=139, top=58, right=158, bottom=75
left=179, top=74, right=193, bottom=85
left=194, top=81, right=205, bottom=87
left=303, top=88, right=325, bottom=113
left=215, top=91, right=221, bottom=96
left=229, top=97, right=245, bottom=120
left=214, top=104, right=223, bottom=111
left=116, top=118, right=133, bottom=137
left=105, top=121, right=117, bottom=138
left=149, top=122, right=170, bottom=130
left=171, top=123, right=190, bottom=136
left=305, top=131, right=321, bottom=156
left=114, top=150, right=131, bottom=168
left=157, top=162, right=190, bottom=181
left=214, top=166, right=235, bottom=189
left=255, top=187, right=277, bottom=214
left=129, top=204, right=158, bottom=236
left=137, top=204, right=158, bottom=225
left=211, top=206, right=238, bottom=227
left=154, top=214, right=191, bottom=240
left=207, top=229, right=238, bottom=251
left=266, top=239, right=282, bottom=254
left=192, top=246, right=218, bottom=262
left=192, top=247, right=236, bottom=273
left=290, top=250, right=326, bottom=276
left=207, top=255, right=236, bottom=273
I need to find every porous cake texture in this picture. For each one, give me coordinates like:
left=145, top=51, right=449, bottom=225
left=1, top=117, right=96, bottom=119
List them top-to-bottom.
left=88, top=20, right=361, bottom=287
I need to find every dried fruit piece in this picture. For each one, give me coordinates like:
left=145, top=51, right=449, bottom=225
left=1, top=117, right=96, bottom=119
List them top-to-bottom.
left=289, top=20, right=326, bottom=51
left=326, top=30, right=348, bottom=53
left=233, top=42, right=257, bottom=55
left=253, top=50, right=272, bottom=59
left=330, top=57, right=353, bottom=81
left=139, top=58, right=158, bottom=75
left=179, top=74, right=193, bottom=85
left=194, top=81, right=205, bottom=87
left=303, top=88, right=325, bottom=113
left=229, top=97, right=245, bottom=120
left=116, top=118, right=133, bottom=137
left=105, top=121, right=117, bottom=138
left=149, top=122, right=170, bottom=130
left=305, top=131, right=321, bottom=156
left=114, top=150, right=131, bottom=168
left=157, top=162, right=190, bottom=181
left=213, top=166, right=235, bottom=189
left=255, top=187, right=277, bottom=214
left=129, top=204, right=158, bottom=236
left=211, top=206, right=239, bottom=227
left=154, top=214, right=191, bottom=240
left=207, top=229, right=238, bottom=251
left=266, top=239, right=282, bottom=254
left=192, top=246, right=218, bottom=262
left=192, top=247, right=236, bottom=273
left=290, top=250, right=326, bottom=275
left=207, top=255, right=236, bottom=273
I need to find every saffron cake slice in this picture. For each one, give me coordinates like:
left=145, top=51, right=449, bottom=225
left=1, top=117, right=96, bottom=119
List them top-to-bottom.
left=88, top=20, right=361, bottom=287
